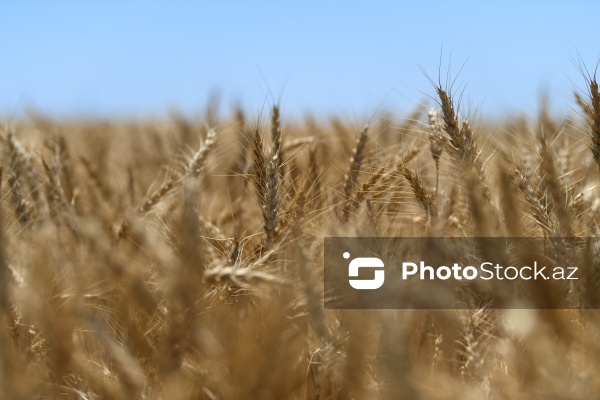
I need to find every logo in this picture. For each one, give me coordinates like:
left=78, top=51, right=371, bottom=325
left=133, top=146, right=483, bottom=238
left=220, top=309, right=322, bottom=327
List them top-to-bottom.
left=325, top=238, right=586, bottom=309
left=345, top=252, right=385, bottom=290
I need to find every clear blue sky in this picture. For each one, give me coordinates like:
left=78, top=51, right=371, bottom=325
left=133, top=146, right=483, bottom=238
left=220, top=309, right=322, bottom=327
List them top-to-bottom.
left=1, top=1, right=599, bottom=119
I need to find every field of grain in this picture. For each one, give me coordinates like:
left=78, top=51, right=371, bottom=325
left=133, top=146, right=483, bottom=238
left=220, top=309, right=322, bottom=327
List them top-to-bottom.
left=1, top=70, right=600, bottom=399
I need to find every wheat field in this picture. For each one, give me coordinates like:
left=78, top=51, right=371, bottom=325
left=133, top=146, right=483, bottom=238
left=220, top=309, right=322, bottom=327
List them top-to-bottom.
left=1, top=68, right=600, bottom=399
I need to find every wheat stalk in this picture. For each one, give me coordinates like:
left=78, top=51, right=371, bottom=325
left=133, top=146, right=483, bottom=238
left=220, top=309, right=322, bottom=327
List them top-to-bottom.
left=342, top=125, right=368, bottom=221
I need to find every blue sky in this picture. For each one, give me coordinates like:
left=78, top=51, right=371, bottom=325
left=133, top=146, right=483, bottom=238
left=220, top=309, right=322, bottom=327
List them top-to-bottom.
left=1, top=1, right=599, bottom=119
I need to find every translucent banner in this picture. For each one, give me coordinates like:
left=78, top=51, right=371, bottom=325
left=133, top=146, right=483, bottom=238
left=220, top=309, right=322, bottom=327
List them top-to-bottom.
left=323, top=237, right=599, bottom=309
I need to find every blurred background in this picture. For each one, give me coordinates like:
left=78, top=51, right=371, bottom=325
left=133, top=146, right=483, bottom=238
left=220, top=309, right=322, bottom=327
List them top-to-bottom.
left=1, top=1, right=599, bottom=119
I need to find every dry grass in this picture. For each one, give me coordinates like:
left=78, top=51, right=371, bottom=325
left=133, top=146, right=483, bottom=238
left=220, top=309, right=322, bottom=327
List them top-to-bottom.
left=1, top=73, right=600, bottom=399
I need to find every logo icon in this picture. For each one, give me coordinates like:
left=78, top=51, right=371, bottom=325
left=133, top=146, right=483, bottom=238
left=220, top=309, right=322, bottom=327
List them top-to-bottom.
left=345, top=252, right=385, bottom=290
